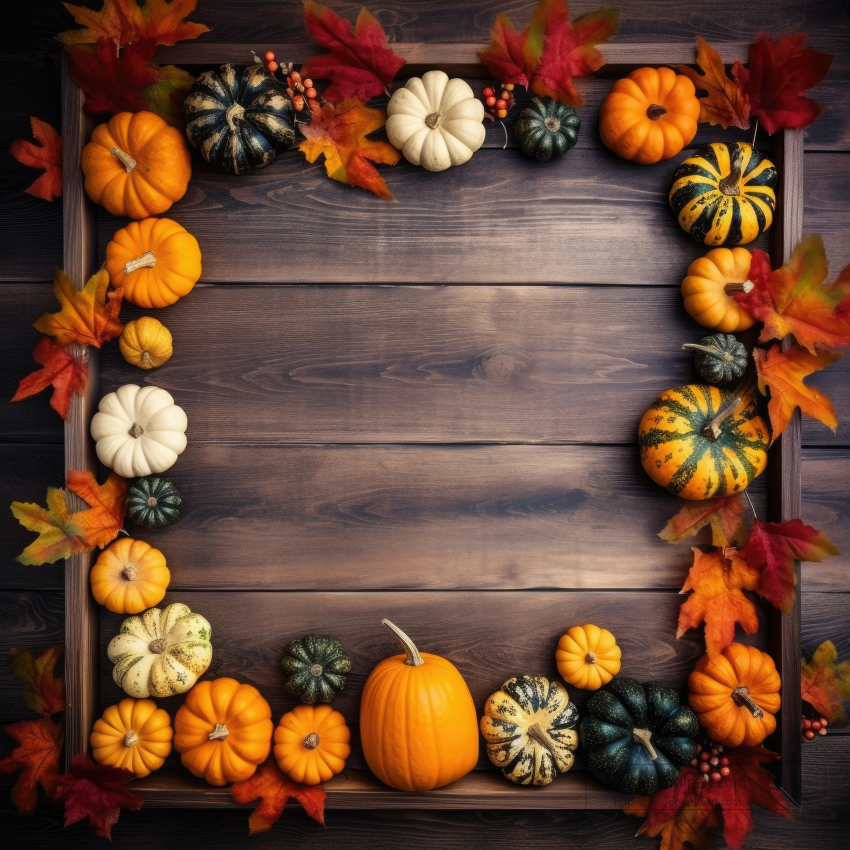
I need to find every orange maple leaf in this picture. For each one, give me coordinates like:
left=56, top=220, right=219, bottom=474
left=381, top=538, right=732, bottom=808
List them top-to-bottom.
left=58, top=0, right=208, bottom=49
left=674, top=37, right=751, bottom=130
left=299, top=99, right=400, bottom=200
left=10, top=117, right=63, bottom=201
left=735, top=238, right=850, bottom=354
left=33, top=268, right=123, bottom=349
left=12, top=337, right=88, bottom=420
left=753, top=342, right=841, bottom=441
left=11, top=471, right=128, bottom=565
left=659, top=494, right=746, bottom=548
left=677, top=548, right=761, bottom=658
left=801, top=640, right=850, bottom=725
left=10, top=646, right=65, bottom=718
left=0, top=718, right=64, bottom=813
left=230, top=760, right=325, bottom=834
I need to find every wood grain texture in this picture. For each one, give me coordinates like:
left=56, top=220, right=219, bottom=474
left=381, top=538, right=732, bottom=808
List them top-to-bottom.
left=99, top=285, right=761, bottom=445
left=122, top=443, right=769, bottom=591
left=0, top=591, right=64, bottom=722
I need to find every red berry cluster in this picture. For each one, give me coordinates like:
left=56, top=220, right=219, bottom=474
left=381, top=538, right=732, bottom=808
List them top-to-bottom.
left=261, top=51, right=318, bottom=114
left=482, top=83, right=515, bottom=119
left=802, top=715, right=829, bottom=740
left=690, top=740, right=730, bottom=783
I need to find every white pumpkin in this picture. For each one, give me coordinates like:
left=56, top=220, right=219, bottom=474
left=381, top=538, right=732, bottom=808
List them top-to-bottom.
left=386, top=70, right=486, bottom=171
left=91, top=384, right=187, bottom=478
left=108, top=603, right=212, bottom=698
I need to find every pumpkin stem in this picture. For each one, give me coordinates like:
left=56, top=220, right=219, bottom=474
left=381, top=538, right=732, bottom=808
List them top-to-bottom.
left=225, top=102, right=246, bottom=132
left=646, top=104, right=668, bottom=121
left=424, top=112, right=441, bottom=129
left=544, top=116, right=561, bottom=132
left=110, top=146, right=137, bottom=173
left=718, top=147, right=744, bottom=195
left=124, top=251, right=157, bottom=275
left=723, top=281, right=754, bottom=295
left=682, top=343, right=736, bottom=362
left=140, top=351, right=153, bottom=369
left=701, top=369, right=758, bottom=442
left=128, top=422, right=145, bottom=438
left=147, top=496, right=158, bottom=506
left=122, top=566, right=138, bottom=581
left=381, top=619, right=424, bottom=667
left=148, top=638, right=166, bottom=654
left=585, top=651, right=597, bottom=664
left=310, top=663, right=324, bottom=676
left=732, top=686, right=764, bottom=718
left=526, top=722, right=558, bottom=758
left=209, top=723, right=230, bottom=741
left=632, top=727, right=658, bottom=760
left=123, top=730, right=140, bottom=747
left=303, top=732, right=320, bottom=750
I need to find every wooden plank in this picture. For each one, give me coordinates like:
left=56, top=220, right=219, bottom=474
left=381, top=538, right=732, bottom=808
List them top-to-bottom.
left=61, top=53, right=99, bottom=773
left=97, top=146, right=771, bottom=285
left=100, top=285, right=760, bottom=445
left=128, top=443, right=768, bottom=591
left=0, top=444, right=64, bottom=591
left=0, top=591, right=64, bottom=722
left=802, top=592, right=850, bottom=664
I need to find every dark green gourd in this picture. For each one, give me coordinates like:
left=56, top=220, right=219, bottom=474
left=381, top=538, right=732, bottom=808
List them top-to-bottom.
left=185, top=63, right=298, bottom=175
left=513, top=97, right=581, bottom=162
left=684, top=333, right=748, bottom=384
left=126, top=476, right=182, bottom=529
left=282, top=635, right=352, bottom=704
left=580, top=677, right=698, bottom=794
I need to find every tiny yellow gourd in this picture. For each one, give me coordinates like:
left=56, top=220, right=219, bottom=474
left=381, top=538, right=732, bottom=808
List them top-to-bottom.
left=120, top=317, right=174, bottom=370
left=555, top=624, right=621, bottom=690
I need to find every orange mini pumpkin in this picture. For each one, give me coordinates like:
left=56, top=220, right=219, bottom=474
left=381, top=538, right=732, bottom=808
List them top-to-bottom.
left=599, top=67, right=700, bottom=164
left=82, top=111, right=192, bottom=219
left=106, top=217, right=202, bottom=309
left=681, top=248, right=756, bottom=333
left=90, top=537, right=170, bottom=614
left=359, top=620, right=479, bottom=792
left=555, top=624, right=622, bottom=691
left=688, top=643, right=781, bottom=747
left=174, top=678, right=273, bottom=786
left=90, top=697, right=173, bottom=777
left=274, top=704, right=350, bottom=785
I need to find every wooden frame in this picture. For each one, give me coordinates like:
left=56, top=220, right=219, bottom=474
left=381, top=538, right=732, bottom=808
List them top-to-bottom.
left=61, top=43, right=803, bottom=808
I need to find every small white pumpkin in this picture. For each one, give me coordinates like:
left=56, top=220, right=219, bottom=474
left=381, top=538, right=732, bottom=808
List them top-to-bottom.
left=386, top=70, right=486, bottom=172
left=91, top=384, right=187, bottom=478
left=108, top=602, right=212, bottom=698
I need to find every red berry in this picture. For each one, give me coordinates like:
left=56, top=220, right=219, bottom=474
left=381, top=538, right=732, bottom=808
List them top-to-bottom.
left=263, top=50, right=276, bottom=62
left=267, top=61, right=279, bottom=73
left=291, top=71, right=302, bottom=83
left=303, top=79, right=313, bottom=88
left=287, top=86, right=295, bottom=97
left=305, top=87, right=317, bottom=99
left=482, top=87, right=495, bottom=97
left=501, top=90, right=510, bottom=100
left=293, top=95, right=305, bottom=111
left=485, top=96, right=497, bottom=107
left=496, top=98, right=508, bottom=110
left=820, top=718, right=828, bottom=727
left=802, top=719, right=812, bottom=730
left=812, top=720, right=822, bottom=731
left=819, top=727, right=828, bottom=736
left=804, top=730, right=815, bottom=740
left=700, top=751, right=711, bottom=762
left=709, top=757, right=719, bottom=767
left=720, top=757, right=729, bottom=766
left=700, top=762, right=711, bottom=773
left=720, top=766, right=731, bottom=777
left=711, top=771, right=722, bottom=782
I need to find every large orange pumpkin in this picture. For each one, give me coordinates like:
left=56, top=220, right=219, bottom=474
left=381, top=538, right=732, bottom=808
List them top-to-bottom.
left=599, top=67, right=700, bottom=164
left=82, top=111, right=192, bottom=219
left=359, top=620, right=479, bottom=791
left=688, top=643, right=781, bottom=747
left=174, top=678, right=273, bottom=786
left=90, top=697, right=173, bottom=777
left=274, top=704, right=350, bottom=785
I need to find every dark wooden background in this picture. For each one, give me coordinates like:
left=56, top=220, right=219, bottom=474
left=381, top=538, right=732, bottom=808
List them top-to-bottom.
left=2, top=0, right=848, bottom=846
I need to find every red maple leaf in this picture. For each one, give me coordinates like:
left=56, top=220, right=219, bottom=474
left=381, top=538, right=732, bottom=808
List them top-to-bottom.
left=301, top=0, right=406, bottom=104
left=479, top=0, right=619, bottom=107
left=743, top=32, right=833, bottom=135
left=10, top=117, right=63, bottom=201
left=12, top=337, right=88, bottom=420
left=659, top=494, right=747, bottom=548
left=740, top=518, right=839, bottom=613
left=801, top=640, right=850, bottom=725
left=9, top=646, right=65, bottom=718
left=0, top=717, right=64, bottom=813
left=55, top=753, right=143, bottom=840
left=231, top=760, right=325, bottom=834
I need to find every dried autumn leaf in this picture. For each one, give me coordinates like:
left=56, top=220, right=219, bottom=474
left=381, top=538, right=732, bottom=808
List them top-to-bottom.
left=301, top=0, right=406, bottom=104
left=480, top=0, right=619, bottom=107
left=743, top=32, right=833, bottom=135
left=673, top=37, right=751, bottom=130
left=299, top=99, right=400, bottom=200
left=10, top=117, right=63, bottom=201
left=735, top=238, right=850, bottom=354
left=33, top=268, right=123, bottom=350
left=12, top=337, right=88, bottom=420
left=753, top=343, right=841, bottom=441
left=11, top=471, right=128, bottom=565
left=659, top=494, right=746, bottom=548
left=740, top=518, right=839, bottom=614
left=677, top=547, right=761, bottom=658
left=801, top=640, right=850, bottom=725
left=10, top=646, right=65, bottom=718
left=0, top=718, right=64, bottom=813
left=55, top=754, right=143, bottom=840
left=231, top=760, right=325, bottom=835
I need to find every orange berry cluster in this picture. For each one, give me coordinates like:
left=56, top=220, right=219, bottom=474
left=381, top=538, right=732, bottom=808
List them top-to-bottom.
left=262, top=51, right=318, bottom=114
left=482, top=83, right=515, bottom=119
left=802, top=714, right=828, bottom=740
left=690, top=740, right=729, bottom=783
